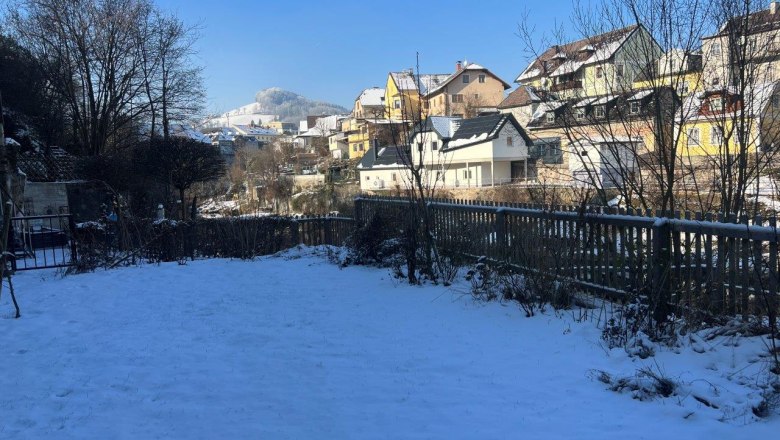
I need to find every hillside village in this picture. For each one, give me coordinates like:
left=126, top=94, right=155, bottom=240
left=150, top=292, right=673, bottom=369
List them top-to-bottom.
left=7, top=1, right=780, bottom=219
left=171, top=1, right=780, bottom=218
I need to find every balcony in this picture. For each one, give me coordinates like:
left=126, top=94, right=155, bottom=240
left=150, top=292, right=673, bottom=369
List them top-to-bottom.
left=550, top=80, right=582, bottom=92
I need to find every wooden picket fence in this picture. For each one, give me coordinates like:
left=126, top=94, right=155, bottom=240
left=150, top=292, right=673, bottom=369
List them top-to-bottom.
left=354, top=195, right=780, bottom=318
left=292, top=216, right=355, bottom=247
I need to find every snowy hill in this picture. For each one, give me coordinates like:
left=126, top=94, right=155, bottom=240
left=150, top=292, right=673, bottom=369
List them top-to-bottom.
left=202, top=88, right=350, bottom=128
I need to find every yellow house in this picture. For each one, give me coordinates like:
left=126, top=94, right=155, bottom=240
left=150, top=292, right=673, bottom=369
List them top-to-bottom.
left=514, top=25, right=661, bottom=99
left=632, top=50, right=704, bottom=98
left=384, top=70, right=449, bottom=121
left=677, top=83, right=780, bottom=159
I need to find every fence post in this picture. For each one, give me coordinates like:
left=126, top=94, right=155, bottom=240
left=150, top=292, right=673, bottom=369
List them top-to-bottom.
left=354, top=198, right=363, bottom=225
left=495, top=208, right=506, bottom=259
left=68, top=214, right=78, bottom=265
left=324, top=217, right=333, bottom=245
left=652, top=218, right=672, bottom=323
left=291, top=220, right=300, bottom=245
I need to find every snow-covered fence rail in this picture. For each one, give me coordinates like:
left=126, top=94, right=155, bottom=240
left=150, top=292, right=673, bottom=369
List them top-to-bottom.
left=354, top=196, right=780, bottom=318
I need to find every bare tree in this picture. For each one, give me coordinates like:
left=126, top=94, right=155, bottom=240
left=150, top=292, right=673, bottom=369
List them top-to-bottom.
left=8, top=0, right=205, bottom=155
left=142, top=137, right=225, bottom=220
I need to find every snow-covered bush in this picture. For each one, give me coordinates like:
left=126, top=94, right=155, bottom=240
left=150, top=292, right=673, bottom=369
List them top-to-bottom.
left=344, top=214, right=402, bottom=268
left=465, top=257, right=499, bottom=302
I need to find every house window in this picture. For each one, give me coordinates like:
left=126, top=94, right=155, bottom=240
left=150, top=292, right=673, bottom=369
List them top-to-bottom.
left=748, top=37, right=758, bottom=54
left=711, top=42, right=721, bottom=56
left=616, top=64, right=625, bottom=77
left=596, top=66, right=604, bottom=78
left=463, top=74, right=470, bottom=83
left=478, top=74, right=486, bottom=83
left=678, top=81, right=690, bottom=96
left=452, top=94, right=464, bottom=103
left=474, top=94, right=479, bottom=100
left=710, top=97, right=723, bottom=111
left=394, top=99, right=401, bottom=109
left=629, top=101, right=640, bottom=114
left=594, top=105, right=606, bottom=118
left=575, top=108, right=585, bottom=120
left=546, top=112, right=555, bottom=123
left=711, top=126, right=724, bottom=145
left=687, top=127, right=701, bottom=145
left=506, top=136, right=513, bottom=146
left=432, top=141, right=439, bottom=150
left=360, top=142, right=365, bottom=151
left=417, top=142, right=423, bottom=151
left=353, top=145, right=358, bottom=152
left=463, top=170, right=473, bottom=179
left=436, top=171, right=444, bottom=181
left=392, top=173, right=397, bottom=182
left=365, top=176, right=370, bottom=181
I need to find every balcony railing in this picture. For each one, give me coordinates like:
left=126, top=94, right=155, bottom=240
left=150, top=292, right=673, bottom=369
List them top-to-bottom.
left=550, top=80, right=582, bottom=92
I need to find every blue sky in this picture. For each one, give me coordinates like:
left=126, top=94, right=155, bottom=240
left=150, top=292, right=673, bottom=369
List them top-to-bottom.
left=154, top=0, right=572, bottom=113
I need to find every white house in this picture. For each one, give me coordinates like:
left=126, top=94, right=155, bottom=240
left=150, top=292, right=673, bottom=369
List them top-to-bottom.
left=358, top=113, right=533, bottom=190
left=411, top=113, right=533, bottom=187
left=567, top=136, right=641, bottom=188
left=356, top=145, right=411, bottom=191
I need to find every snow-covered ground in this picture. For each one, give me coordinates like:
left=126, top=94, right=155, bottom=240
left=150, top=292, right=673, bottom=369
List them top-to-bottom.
left=1, top=248, right=778, bottom=439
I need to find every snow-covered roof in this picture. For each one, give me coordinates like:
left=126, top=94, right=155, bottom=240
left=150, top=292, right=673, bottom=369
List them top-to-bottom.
left=514, top=25, right=639, bottom=83
left=549, top=60, right=586, bottom=78
left=424, top=62, right=511, bottom=97
left=390, top=71, right=450, bottom=95
left=680, top=82, right=777, bottom=121
left=357, top=87, right=385, bottom=107
left=629, top=89, right=654, bottom=101
left=590, top=95, right=617, bottom=106
left=573, top=97, right=598, bottom=108
left=444, top=114, right=531, bottom=150
left=413, top=116, right=462, bottom=140
left=430, top=116, right=461, bottom=139
left=233, top=125, right=278, bottom=136
left=569, top=135, right=643, bottom=145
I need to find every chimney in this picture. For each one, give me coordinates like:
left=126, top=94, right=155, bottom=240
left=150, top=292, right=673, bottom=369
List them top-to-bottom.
left=773, top=1, right=778, bottom=14
left=456, top=61, right=462, bottom=72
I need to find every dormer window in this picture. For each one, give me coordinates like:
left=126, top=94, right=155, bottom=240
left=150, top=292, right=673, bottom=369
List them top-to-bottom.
left=616, top=64, right=625, bottom=77
left=596, top=67, right=604, bottom=78
left=710, top=97, right=723, bottom=111
left=629, top=101, right=640, bottom=114
left=594, top=105, right=606, bottom=118
left=575, top=108, right=585, bottom=120
left=546, top=112, right=555, bottom=123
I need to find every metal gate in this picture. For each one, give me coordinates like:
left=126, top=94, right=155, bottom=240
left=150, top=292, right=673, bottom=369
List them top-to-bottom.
left=8, top=214, right=77, bottom=271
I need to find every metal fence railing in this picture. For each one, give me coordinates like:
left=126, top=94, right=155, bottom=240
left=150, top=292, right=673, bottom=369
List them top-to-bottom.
left=9, top=214, right=77, bottom=271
